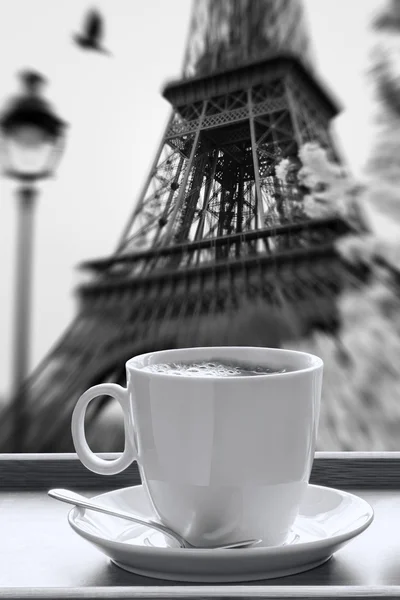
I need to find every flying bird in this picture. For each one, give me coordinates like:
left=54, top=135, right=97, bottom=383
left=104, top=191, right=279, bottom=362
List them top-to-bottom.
left=73, top=9, right=112, bottom=56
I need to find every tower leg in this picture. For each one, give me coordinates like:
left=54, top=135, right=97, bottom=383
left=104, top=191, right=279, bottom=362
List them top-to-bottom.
left=248, top=89, right=265, bottom=229
left=162, top=101, right=208, bottom=245
left=114, top=111, right=176, bottom=253
left=194, top=150, right=218, bottom=243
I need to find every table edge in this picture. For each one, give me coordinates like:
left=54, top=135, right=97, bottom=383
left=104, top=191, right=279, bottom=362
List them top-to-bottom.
left=1, top=452, right=400, bottom=490
left=1, top=585, right=400, bottom=599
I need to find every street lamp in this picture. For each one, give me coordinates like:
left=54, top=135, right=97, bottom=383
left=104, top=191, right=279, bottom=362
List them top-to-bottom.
left=0, top=71, right=67, bottom=451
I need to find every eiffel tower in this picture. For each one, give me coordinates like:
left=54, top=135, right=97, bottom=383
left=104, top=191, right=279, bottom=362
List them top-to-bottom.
left=1, top=0, right=362, bottom=452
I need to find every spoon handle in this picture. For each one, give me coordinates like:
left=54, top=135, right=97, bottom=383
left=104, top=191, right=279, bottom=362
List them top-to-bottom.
left=48, top=488, right=188, bottom=547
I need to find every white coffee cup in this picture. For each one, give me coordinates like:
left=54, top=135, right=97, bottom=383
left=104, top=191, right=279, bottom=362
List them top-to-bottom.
left=71, top=346, right=323, bottom=548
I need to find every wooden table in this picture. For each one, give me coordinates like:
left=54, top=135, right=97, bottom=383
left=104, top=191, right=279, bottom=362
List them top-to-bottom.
left=1, top=452, right=399, bottom=599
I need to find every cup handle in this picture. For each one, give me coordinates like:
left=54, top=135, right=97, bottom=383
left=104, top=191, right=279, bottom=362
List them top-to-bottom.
left=71, top=383, right=137, bottom=475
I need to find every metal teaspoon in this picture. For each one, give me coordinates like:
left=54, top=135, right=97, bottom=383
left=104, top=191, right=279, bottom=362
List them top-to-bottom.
left=48, top=488, right=261, bottom=550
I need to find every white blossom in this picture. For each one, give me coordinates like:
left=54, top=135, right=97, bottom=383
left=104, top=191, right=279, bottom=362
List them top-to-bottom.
left=296, top=142, right=358, bottom=221
left=275, top=158, right=291, bottom=183
left=335, top=233, right=376, bottom=265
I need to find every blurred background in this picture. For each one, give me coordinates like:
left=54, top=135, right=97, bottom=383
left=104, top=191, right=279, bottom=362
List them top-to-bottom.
left=0, top=0, right=399, bottom=453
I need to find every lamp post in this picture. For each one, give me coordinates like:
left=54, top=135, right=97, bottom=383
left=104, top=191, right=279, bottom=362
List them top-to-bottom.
left=0, top=71, right=67, bottom=452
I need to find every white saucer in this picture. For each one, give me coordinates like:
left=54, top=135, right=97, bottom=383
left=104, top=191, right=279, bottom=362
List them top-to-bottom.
left=68, top=484, right=373, bottom=583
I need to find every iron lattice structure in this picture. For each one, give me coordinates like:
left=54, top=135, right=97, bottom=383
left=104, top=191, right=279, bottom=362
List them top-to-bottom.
left=0, top=0, right=363, bottom=452
left=182, top=0, right=315, bottom=78
left=115, top=55, right=339, bottom=257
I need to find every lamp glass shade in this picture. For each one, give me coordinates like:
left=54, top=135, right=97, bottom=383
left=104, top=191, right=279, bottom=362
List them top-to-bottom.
left=2, top=124, right=58, bottom=177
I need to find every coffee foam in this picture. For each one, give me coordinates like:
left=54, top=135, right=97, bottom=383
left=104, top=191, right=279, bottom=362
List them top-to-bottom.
left=141, top=360, right=287, bottom=378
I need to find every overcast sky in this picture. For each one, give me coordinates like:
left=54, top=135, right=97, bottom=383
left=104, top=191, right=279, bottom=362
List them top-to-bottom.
left=0, top=0, right=381, bottom=397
